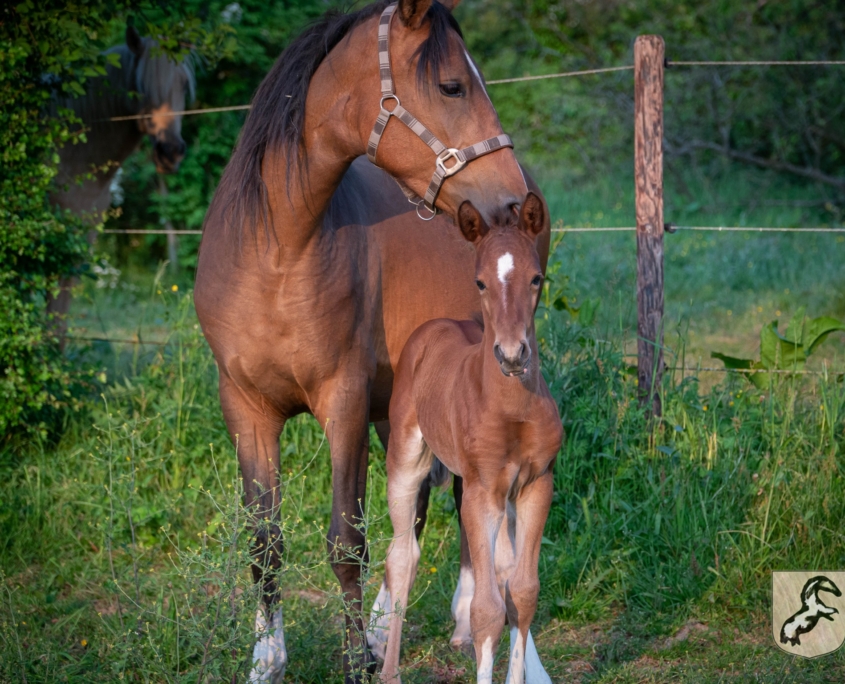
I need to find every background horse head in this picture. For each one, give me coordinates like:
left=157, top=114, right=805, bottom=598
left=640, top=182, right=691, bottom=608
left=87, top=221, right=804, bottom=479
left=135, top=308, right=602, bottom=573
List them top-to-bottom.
left=52, top=25, right=195, bottom=217
left=47, top=26, right=194, bottom=334
left=122, top=26, right=193, bottom=173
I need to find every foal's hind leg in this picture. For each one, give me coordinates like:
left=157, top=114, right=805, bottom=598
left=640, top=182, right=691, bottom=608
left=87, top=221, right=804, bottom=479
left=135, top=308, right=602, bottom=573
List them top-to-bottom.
left=218, top=374, right=288, bottom=683
left=369, top=420, right=433, bottom=662
left=449, top=476, right=475, bottom=655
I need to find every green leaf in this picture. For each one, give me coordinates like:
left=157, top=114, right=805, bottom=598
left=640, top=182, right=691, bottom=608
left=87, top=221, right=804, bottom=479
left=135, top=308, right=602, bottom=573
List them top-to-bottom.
left=803, top=317, right=845, bottom=356
left=760, top=321, right=805, bottom=370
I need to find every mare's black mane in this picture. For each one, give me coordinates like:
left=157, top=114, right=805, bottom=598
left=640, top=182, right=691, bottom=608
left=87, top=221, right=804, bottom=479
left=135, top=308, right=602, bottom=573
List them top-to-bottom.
left=210, top=0, right=463, bottom=235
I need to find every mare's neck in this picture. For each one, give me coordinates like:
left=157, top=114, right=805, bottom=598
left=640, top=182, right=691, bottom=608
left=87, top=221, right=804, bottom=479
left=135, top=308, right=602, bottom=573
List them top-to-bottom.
left=261, top=19, right=376, bottom=257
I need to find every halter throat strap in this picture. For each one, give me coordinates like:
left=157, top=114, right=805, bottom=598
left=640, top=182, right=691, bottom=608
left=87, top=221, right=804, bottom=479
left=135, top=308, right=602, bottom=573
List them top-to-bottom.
left=366, top=2, right=513, bottom=215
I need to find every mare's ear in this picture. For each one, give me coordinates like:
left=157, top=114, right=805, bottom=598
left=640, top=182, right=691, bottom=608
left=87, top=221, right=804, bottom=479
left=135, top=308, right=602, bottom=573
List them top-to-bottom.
left=397, top=0, right=433, bottom=29
left=438, top=0, right=462, bottom=10
left=126, top=26, right=144, bottom=57
left=519, top=192, right=545, bottom=238
left=458, top=200, right=489, bottom=244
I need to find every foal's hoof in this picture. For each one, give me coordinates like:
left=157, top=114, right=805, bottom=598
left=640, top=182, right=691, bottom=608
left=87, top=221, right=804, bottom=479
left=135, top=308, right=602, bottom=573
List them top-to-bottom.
left=449, top=637, right=474, bottom=657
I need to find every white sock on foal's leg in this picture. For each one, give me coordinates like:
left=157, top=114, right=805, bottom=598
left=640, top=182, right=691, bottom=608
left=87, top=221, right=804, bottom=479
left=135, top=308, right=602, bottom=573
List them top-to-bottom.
left=449, top=565, right=475, bottom=651
left=366, top=579, right=391, bottom=661
left=249, top=605, right=288, bottom=683
left=523, top=630, right=551, bottom=684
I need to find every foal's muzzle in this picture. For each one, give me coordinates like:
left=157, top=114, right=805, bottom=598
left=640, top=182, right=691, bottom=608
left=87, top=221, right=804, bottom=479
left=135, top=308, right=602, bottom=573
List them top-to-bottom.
left=494, top=341, right=531, bottom=377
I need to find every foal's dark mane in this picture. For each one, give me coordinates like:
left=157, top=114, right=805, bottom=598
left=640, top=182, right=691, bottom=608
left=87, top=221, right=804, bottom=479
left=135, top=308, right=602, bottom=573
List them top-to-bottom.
left=210, top=0, right=464, bottom=237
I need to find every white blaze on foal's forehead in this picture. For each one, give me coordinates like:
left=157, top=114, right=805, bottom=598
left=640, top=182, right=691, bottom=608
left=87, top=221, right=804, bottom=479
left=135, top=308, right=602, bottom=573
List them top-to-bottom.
left=497, top=252, right=514, bottom=284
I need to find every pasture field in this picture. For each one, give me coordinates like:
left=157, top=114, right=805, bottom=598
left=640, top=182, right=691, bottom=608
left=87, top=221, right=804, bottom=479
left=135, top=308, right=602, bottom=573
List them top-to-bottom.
left=2, top=171, right=845, bottom=683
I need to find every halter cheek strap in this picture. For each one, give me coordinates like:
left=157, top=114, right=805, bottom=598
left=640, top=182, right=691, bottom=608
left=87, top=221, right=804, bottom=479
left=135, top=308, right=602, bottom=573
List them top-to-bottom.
left=366, top=2, right=514, bottom=217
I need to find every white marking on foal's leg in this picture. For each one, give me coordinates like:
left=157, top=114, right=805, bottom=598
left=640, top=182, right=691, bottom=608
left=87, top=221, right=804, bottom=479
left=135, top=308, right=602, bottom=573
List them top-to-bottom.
left=449, top=565, right=475, bottom=650
left=366, top=579, right=391, bottom=662
left=249, top=606, right=288, bottom=683
left=505, top=626, right=525, bottom=684
left=523, top=630, right=552, bottom=684
left=477, top=636, right=495, bottom=684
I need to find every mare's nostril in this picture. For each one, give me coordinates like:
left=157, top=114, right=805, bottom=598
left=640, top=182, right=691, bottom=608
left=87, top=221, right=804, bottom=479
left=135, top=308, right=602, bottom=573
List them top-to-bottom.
left=177, top=140, right=187, bottom=156
left=493, top=343, right=504, bottom=364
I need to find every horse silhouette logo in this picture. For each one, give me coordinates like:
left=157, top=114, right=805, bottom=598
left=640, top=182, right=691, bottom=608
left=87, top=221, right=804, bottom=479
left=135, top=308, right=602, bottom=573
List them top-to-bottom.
left=773, top=571, right=845, bottom=658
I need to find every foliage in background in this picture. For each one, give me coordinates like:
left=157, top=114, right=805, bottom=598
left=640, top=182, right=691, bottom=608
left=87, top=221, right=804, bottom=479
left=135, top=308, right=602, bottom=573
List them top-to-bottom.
left=0, top=1, right=229, bottom=439
left=713, top=308, right=845, bottom=387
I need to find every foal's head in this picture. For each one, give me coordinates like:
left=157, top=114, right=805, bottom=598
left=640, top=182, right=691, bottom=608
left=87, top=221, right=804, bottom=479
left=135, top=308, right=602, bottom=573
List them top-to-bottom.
left=124, top=26, right=193, bottom=173
left=459, top=193, right=545, bottom=377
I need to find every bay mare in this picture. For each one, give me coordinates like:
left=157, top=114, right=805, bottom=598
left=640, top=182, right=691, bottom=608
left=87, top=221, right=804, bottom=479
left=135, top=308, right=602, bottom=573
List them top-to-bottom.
left=194, top=0, right=549, bottom=680
left=48, top=26, right=192, bottom=323
left=379, top=194, right=562, bottom=684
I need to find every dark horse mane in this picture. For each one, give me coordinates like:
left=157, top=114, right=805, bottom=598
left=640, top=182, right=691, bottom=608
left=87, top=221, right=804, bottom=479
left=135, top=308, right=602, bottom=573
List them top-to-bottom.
left=209, top=0, right=464, bottom=237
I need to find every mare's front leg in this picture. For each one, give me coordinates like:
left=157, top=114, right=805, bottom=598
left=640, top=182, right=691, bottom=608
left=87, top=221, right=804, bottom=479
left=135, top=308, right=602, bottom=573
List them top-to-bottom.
left=218, top=374, right=288, bottom=683
left=314, top=378, right=374, bottom=684
left=503, top=472, right=554, bottom=684
left=460, top=483, right=507, bottom=684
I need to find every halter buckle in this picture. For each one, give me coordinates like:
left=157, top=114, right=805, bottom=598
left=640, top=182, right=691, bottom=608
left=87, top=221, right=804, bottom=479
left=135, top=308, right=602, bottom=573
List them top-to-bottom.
left=436, top=148, right=467, bottom=178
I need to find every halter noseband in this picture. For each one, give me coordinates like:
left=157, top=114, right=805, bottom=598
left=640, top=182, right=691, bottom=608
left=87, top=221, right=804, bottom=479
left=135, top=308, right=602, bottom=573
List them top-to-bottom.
left=366, top=3, right=514, bottom=220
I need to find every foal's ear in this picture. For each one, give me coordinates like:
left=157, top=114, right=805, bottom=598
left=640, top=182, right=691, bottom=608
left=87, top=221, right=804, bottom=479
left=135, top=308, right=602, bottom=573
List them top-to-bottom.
left=397, top=0, right=433, bottom=30
left=437, top=0, right=463, bottom=10
left=126, top=26, right=144, bottom=57
left=519, top=192, right=545, bottom=238
left=458, top=200, right=489, bottom=244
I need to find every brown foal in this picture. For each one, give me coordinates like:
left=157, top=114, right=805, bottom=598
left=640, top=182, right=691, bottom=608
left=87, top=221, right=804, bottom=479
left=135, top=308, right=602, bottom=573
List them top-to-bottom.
left=380, top=193, right=563, bottom=684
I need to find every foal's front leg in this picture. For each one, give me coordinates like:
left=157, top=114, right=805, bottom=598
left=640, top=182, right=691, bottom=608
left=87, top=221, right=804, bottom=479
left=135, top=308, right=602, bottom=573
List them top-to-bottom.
left=380, top=424, right=431, bottom=683
left=504, top=472, right=554, bottom=684
left=460, top=484, right=507, bottom=684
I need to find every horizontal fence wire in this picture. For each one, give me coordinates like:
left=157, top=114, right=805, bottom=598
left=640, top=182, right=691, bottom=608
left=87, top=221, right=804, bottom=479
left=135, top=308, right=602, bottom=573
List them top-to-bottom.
left=102, top=58, right=845, bottom=122
left=668, top=60, right=845, bottom=66
left=104, top=65, right=634, bottom=122
left=99, top=226, right=845, bottom=236
left=551, top=226, right=845, bottom=233
left=102, top=229, right=202, bottom=235
left=668, top=366, right=836, bottom=375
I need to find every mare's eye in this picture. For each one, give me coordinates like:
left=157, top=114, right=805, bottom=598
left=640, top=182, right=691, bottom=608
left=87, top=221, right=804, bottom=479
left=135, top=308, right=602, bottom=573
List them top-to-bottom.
left=439, top=82, right=464, bottom=98
left=531, top=275, right=543, bottom=287
left=476, top=279, right=486, bottom=291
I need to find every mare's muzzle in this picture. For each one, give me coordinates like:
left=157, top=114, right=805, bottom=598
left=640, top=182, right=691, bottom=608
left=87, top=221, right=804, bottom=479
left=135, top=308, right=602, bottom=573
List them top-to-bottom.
left=494, top=341, right=531, bottom=377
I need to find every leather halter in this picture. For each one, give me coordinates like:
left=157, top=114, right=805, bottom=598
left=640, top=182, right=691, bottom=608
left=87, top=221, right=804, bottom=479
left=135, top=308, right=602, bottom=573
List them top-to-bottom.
left=366, top=2, right=514, bottom=220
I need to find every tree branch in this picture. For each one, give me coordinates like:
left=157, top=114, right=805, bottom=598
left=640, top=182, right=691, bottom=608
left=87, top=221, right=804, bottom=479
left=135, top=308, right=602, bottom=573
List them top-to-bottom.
left=689, top=140, right=845, bottom=191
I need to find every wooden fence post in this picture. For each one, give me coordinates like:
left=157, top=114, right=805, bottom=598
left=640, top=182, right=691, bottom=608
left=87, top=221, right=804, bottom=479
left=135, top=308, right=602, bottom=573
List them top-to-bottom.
left=634, top=35, right=665, bottom=417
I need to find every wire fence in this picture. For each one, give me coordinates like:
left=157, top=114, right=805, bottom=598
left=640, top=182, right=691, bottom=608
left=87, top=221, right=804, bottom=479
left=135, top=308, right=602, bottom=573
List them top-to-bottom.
left=104, top=58, right=845, bottom=122
left=101, top=225, right=845, bottom=235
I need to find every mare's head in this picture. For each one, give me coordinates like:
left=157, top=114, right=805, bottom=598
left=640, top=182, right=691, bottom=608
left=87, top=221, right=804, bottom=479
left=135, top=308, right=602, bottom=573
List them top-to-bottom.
left=356, top=0, right=527, bottom=220
left=124, top=26, right=194, bottom=173
left=459, top=193, right=545, bottom=377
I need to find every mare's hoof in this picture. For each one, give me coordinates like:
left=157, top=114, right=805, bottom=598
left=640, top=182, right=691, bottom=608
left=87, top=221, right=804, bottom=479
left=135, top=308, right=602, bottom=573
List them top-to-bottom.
left=449, top=637, right=474, bottom=657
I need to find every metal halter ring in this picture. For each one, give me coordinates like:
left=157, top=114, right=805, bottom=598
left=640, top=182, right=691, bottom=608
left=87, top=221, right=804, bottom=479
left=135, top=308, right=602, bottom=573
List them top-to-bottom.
left=379, top=94, right=401, bottom=115
left=435, top=148, right=467, bottom=178
left=413, top=199, right=438, bottom=221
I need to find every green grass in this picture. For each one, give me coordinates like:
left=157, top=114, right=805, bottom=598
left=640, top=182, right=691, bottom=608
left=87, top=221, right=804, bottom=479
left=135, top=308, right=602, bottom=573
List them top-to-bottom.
left=2, top=168, right=845, bottom=682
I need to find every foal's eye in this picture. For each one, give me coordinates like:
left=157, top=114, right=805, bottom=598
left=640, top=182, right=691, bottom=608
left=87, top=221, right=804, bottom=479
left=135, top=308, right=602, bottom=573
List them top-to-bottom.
left=439, top=82, right=464, bottom=98
left=531, top=275, right=543, bottom=287
left=476, top=279, right=486, bottom=291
